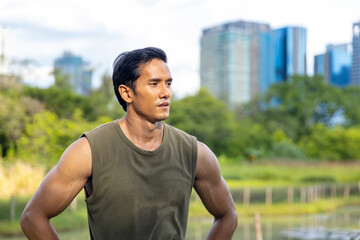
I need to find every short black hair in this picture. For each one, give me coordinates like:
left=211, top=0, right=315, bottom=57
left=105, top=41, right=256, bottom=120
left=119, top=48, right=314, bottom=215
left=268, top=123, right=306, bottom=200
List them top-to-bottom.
left=112, top=47, right=168, bottom=111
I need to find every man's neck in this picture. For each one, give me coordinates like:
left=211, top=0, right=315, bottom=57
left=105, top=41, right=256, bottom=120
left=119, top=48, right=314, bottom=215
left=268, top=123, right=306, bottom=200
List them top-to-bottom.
left=118, top=113, right=164, bottom=151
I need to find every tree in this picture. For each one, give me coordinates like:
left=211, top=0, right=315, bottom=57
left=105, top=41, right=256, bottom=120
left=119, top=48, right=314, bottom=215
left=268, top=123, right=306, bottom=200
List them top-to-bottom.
left=52, top=67, right=73, bottom=91
left=87, top=73, right=124, bottom=120
left=238, top=75, right=344, bottom=141
left=0, top=76, right=44, bottom=158
left=341, top=86, right=360, bottom=126
left=167, top=88, right=236, bottom=156
left=17, top=110, right=112, bottom=167
left=298, top=124, right=360, bottom=161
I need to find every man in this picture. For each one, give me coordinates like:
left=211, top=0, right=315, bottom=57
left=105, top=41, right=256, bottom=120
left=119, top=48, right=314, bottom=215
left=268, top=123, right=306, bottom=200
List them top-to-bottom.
left=20, top=47, right=237, bottom=239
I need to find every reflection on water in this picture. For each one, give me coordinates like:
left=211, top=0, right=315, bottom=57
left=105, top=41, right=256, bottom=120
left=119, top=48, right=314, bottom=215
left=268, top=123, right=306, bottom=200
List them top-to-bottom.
left=3, top=206, right=360, bottom=240
left=186, top=206, right=360, bottom=240
left=281, top=227, right=360, bottom=239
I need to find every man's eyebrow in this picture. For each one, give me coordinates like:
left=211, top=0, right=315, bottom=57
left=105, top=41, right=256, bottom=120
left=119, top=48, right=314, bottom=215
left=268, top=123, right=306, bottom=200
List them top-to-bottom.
left=148, top=78, right=173, bottom=82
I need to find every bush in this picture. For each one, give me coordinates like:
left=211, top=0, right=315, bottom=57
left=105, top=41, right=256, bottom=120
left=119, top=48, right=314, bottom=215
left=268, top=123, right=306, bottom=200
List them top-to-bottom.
left=267, top=142, right=305, bottom=160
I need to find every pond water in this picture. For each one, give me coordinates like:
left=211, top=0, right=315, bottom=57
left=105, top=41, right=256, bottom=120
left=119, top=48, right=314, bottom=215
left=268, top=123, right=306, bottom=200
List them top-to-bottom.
left=4, top=206, right=360, bottom=240
left=186, top=206, right=360, bottom=240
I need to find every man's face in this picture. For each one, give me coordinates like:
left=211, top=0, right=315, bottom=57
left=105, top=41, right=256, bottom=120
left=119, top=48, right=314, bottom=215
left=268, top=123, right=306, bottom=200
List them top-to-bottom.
left=130, top=58, right=173, bottom=122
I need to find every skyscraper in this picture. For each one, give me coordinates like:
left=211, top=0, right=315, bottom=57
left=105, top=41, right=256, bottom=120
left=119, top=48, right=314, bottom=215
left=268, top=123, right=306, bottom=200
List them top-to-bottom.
left=200, top=20, right=274, bottom=108
left=351, top=21, right=360, bottom=85
left=273, top=27, right=307, bottom=82
left=314, top=44, right=352, bottom=87
left=54, top=51, right=93, bottom=95
left=314, top=54, right=325, bottom=75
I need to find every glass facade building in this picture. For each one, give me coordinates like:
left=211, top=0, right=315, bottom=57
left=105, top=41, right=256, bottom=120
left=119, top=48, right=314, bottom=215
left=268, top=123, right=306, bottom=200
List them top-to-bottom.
left=200, top=20, right=274, bottom=108
left=351, top=21, right=360, bottom=85
left=273, top=27, right=307, bottom=82
left=314, top=44, right=352, bottom=87
left=54, top=51, right=93, bottom=95
left=314, top=54, right=325, bottom=75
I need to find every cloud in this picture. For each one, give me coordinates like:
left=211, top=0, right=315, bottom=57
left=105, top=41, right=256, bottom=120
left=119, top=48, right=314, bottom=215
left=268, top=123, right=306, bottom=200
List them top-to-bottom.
left=1, top=0, right=360, bottom=96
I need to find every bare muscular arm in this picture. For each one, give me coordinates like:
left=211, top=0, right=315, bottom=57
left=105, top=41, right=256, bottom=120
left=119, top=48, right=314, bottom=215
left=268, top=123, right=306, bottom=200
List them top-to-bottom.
left=20, top=137, right=92, bottom=240
left=194, top=141, right=237, bottom=240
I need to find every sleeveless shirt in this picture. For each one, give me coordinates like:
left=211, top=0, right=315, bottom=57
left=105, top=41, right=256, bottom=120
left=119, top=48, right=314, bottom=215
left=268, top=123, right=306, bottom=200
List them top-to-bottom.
left=82, top=120, right=198, bottom=240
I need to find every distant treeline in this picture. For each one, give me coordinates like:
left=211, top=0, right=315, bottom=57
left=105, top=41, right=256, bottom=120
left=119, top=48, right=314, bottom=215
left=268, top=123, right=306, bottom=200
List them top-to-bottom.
left=1, top=73, right=360, bottom=167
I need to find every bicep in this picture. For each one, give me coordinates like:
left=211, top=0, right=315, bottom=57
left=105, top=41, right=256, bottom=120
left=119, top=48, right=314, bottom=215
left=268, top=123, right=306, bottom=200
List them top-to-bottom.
left=24, top=137, right=92, bottom=218
left=194, top=142, right=235, bottom=219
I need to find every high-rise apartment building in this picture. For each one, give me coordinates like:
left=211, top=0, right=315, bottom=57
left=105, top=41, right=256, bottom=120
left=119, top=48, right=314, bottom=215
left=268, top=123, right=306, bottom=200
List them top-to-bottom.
left=200, top=20, right=274, bottom=108
left=351, top=21, right=360, bottom=85
left=0, top=25, right=9, bottom=75
left=273, top=27, right=307, bottom=82
left=314, top=44, right=352, bottom=87
left=54, top=51, right=93, bottom=95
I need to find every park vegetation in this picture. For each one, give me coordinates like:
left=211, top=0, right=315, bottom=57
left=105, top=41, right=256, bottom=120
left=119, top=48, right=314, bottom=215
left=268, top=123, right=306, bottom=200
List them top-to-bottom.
left=1, top=73, right=360, bottom=168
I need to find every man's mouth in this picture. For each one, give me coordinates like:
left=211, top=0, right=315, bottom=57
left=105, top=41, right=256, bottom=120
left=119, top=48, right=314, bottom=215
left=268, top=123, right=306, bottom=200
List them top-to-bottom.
left=159, top=102, right=170, bottom=107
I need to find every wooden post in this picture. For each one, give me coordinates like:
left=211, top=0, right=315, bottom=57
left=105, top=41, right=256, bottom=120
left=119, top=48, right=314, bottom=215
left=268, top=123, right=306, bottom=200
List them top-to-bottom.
left=358, top=182, right=360, bottom=196
left=331, top=184, right=336, bottom=198
left=344, top=184, right=350, bottom=198
left=313, top=185, right=318, bottom=201
left=287, top=186, right=294, bottom=204
left=307, top=186, right=313, bottom=203
left=243, top=187, right=250, bottom=206
left=266, top=187, right=272, bottom=206
left=300, top=187, right=306, bottom=204
left=10, top=195, right=15, bottom=221
left=254, top=212, right=263, bottom=240
left=266, top=221, right=272, bottom=240
left=243, top=222, right=250, bottom=240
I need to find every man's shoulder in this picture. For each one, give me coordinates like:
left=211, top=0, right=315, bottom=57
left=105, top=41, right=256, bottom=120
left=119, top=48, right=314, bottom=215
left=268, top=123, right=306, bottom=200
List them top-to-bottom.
left=82, top=120, right=118, bottom=138
left=164, top=123, right=197, bottom=142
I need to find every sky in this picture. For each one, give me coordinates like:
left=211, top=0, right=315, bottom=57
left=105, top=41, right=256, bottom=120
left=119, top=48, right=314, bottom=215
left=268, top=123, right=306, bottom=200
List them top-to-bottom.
left=1, top=0, right=360, bottom=97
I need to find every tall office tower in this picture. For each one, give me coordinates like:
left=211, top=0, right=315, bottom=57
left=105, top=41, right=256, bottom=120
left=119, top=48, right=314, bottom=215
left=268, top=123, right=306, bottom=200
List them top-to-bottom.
left=200, top=20, right=274, bottom=108
left=351, top=21, right=360, bottom=85
left=0, top=25, right=9, bottom=75
left=273, top=26, right=307, bottom=82
left=314, top=44, right=352, bottom=87
left=54, top=51, right=93, bottom=95
left=314, top=54, right=325, bottom=75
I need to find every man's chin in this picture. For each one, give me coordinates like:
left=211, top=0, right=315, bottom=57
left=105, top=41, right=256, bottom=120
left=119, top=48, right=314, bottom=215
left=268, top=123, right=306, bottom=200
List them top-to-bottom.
left=153, top=114, right=169, bottom=122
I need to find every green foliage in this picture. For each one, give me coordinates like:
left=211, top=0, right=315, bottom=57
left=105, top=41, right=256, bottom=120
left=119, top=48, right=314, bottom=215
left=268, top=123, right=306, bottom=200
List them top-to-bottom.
left=53, top=67, right=73, bottom=91
left=2, top=71, right=360, bottom=163
left=24, top=73, right=124, bottom=121
left=239, top=75, right=343, bottom=141
left=0, top=76, right=45, bottom=158
left=341, top=86, right=360, bottom=126
left=167, top=88, right=236, bottom=156
left=17, top=110, right=111, bottom=167
left=298, top=124, right=360, bottom=161
left=267, top=142, right=305, bottom=160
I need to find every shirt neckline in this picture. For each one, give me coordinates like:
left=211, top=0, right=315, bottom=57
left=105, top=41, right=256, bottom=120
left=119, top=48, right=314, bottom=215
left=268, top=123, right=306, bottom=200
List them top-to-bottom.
left=112, top=120, right=167, bottom=156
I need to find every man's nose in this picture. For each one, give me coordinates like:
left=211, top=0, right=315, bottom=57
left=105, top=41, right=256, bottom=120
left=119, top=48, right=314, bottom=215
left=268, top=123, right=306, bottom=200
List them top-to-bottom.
left=160, top=83, right=171, bottom=99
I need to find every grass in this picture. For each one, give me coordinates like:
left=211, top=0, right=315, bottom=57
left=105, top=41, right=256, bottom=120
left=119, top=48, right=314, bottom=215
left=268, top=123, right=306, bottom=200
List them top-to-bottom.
left=220, top=160, right=360, bottom=184
left=0, top=194, right=89, bottom=236
left=189, top=197, right=360, bottom=218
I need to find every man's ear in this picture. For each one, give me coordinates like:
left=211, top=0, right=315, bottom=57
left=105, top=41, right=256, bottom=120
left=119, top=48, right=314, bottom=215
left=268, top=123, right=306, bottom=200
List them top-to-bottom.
left=118, top=84, right=133, bottom=104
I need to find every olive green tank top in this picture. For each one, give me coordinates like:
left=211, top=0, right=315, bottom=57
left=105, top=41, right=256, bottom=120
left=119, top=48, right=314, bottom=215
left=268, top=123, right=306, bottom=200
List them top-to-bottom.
left=82, top=120, right=197, bottom=240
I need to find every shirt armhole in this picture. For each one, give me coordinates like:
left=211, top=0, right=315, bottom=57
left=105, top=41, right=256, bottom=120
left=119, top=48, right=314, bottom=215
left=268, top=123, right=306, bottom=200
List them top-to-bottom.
left=81, top=132, right=98, bottom=204
left=190, top=136, right=198, bottom=190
